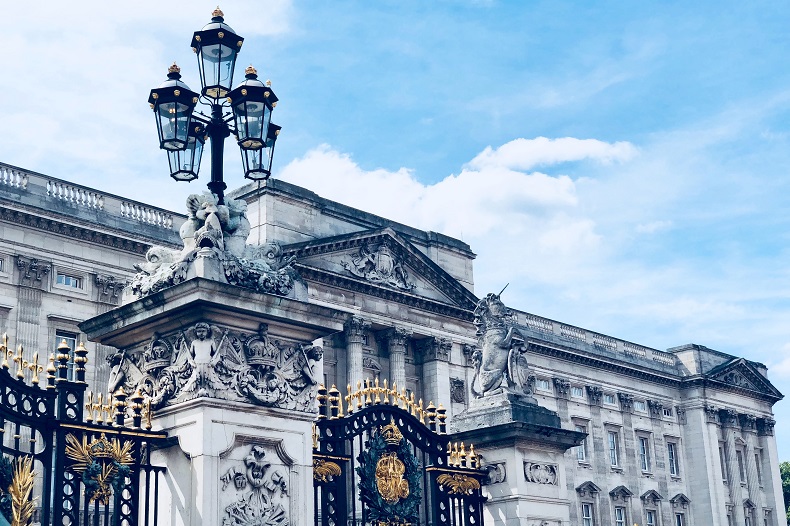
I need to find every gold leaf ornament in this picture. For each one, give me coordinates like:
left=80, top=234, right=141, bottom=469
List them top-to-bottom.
left=65, top=433, right=134, bottom=504
left=9, top=456, right=36, bottom=526
left=313, top=459, right=342, bottom=482
left=436, top=473, right=480, bottom=495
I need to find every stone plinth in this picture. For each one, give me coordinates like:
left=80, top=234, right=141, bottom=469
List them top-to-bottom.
left=80, top=277, right=346, bottom=526
left=451, top=394, right=584, bottom=526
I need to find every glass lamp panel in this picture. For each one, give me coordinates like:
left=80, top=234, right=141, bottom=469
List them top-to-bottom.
left=198, top=44, right=238, bottom=99
left=234, top=100, right=269, bottom=150
left=157, top=102, right=192, bottom=150
left=166, top=128, right=204, bottom=181
left=241, top=146, right=270, bottom=180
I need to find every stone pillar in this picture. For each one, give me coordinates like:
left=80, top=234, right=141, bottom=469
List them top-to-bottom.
left=14, top=256, right=50, bottom=352
left=344, top=316, right=369, bottom=389
left=382, top=327, right=411, bottom=391
left=416, top=337, right=452, bottom=405
left=617, top=393, right=644, bottom=523
left=720, top=408, right=744, bottom=525
left=739, top=414, right=761, bottom=520
left=757, top=418, right=783, bottom=526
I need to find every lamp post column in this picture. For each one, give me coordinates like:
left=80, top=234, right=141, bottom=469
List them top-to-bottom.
left=206, top=104, right=230, bottom=204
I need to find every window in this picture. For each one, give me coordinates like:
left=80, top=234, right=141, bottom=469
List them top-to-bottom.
left=56, top=272, right=83, bottom=289
left=54, top=331, right=77, bottom=381
left=537, top=378, right=551, bottom=391
left=572, top=386, right=584, bottom=398
left=603, top=393, right=616, bottom=405
left=634, top=400, right=647, bottom=412
left=663, top=407, right=673, bottom=417
left=576, top=425, right=588, bottom=462
left=608, top=431, right=620, bottom=467
left=638, top=436, right=651, bottom=472
left=667, top=441, right=679, bottom=476
left=719, top=445, right=728, bottom=482
left=736, top=450, right=746, bottom=483
left=755, top=451, right=763, bottom=485
left=581, top=503, right=594, bottom=526
left=614, top=506, right=626, bottom=526
left=744, top=507, right=752, bottom=526
left=645, top=510, right=656, bottom=526
left=675, top=513, right=685, bottom=526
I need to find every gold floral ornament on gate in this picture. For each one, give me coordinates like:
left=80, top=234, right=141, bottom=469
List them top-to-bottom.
left=375, top=420, right=409, bottom=503
left=65, top=433, right=134, bottom=504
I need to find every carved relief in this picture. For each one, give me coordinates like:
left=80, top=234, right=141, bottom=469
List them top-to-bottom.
left=128, top=193, right=297, bottom=298
left=342, top=241, right=415, bottom=291
left=15, top=256, right=51, bottom=288
left=94, top=274, right=126, bottom=304
left=471, top=292, right=532, bottom=398
left=344, top=316, right=370, bottom=345
left=107, top=322, right=322, bottom=412
left=381, top=327, right=412, bottom=352
left=416, top=337, right=452, bottom=363
left=461, top=344, right=477, bottom=366
left=718, top=370, right=757, bottom=391
left=450, top=378, right=466, bottom=404
left=552, top=378, right=571, bottom=399
left=586, top=386, right=603, bottom=406
left=617, top=393, right=634, bottom=412
left=647, top=399, right=664, bottom=419
left=675, top=405, right=687, bottom=425
left=705, top=405, right=719, bottom=424
left=718, top=408, right=739, bottom=427
left=739, top=413, right=757, bottom=432
left=757, top=417, right=775, bottom=436
left=220, top=445, right=289, bottom=526
left=484, top=462, right=506, bottom=484
left=523, top=462, right=558, bottom=485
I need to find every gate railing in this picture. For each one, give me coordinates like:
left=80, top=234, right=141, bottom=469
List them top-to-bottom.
left=0, top=335, right=167, bottom=526
left=313, top=380, right=487, bottom=526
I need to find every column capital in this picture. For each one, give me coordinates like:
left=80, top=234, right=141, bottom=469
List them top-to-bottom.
left=15, top=255, right=51, bottom=289
left=344, top=316, right=370, bottom=344
left=380, top=327, right=412, bottom=354
left=416, top=336, right=452, bottom=363
left=552, top=377, right=571, bottom=399
left=585, top=385, right=603, bottom=406
left=617, top=392, right=634, bottom=412
left=705, top=404, right=720, bottom=424
left=718, top=408, right=739, bottom=428
left=739, top=413, right=757, bottom=433
left=757, top=417, right=775, bottom=436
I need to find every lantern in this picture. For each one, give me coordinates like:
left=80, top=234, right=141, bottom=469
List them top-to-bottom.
left=191, top=7, right=243, bottom=100
left=148, top=63, right=199, bottom=151
left=227, top=66, right=277, bottom=151
left=167, top=122, right=206, bottom=181
left=240, top=123, right=281, bottom=180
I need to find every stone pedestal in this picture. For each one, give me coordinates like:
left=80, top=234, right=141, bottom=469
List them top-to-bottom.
left=80, top=276, right=345, bottom=526
left=451, top=393, right=584, bottom=526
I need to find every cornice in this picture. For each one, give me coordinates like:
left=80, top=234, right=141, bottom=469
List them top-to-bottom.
left=0, top=205, right=161, bottom=255
left=295, top=264, right=475, bottom=322
left=680, top=376, right=782, bottom=404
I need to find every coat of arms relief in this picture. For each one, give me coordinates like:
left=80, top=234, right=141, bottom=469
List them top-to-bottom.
left=343, top=241, right=415, bottom=292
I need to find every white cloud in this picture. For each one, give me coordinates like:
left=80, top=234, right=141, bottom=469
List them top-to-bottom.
left=467, top=137, right=638, bottom=171
left=635, top=220, right=672, bottom=234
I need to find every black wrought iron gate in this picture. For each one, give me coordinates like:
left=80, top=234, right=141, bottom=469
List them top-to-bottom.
left=0, top=337, right=167, bottom=526
left=313, top=382, right=487, bottom=526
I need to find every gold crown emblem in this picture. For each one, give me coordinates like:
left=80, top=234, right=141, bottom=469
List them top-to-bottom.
left=168, top=62, right=180, bottom=75
left=381, top=419, right=403, bottom=446
left=87, top=436, right=116, bottom=459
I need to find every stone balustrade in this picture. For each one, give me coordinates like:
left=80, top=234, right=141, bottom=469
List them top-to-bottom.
left=0, top=162, right=184, bottom=233
left=515, top=310, right=678, bottom=368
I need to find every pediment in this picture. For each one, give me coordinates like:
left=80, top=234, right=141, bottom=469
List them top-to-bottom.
left=283, top=228, right=478, bottom=312
left=706, top=359, right=783, bottom=401
left=576, top=481, right=601, bottom=496
left=609, top=485, right=633, bottom=500
left=640, top=489, right=664, bottom=504
left=670, top=493, right=690, bottom=508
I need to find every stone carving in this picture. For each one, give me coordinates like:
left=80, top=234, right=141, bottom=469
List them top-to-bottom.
left=128, top=193, right=298, bottom=298
left=343, top=240, right=415, bottom=291
left=15, top=256, right=50, bottom=287
left=94, top=274, right=126, bottom=304
left=470, top=292, right=532, bottom=398
left=344, top=316, right=371, bottom=345
left=107, top=322, right=322, bottom=412
left=417, top=337, right=452, bottom=363
left=461, top=344, right=477, bottom=366
left=362, top=356, right=382, bottom=377
left=718, top=370, right=757, bottom=390
left=450, top=378, right=466, bottom=404
left=552, top=378, right=571, bottom=398
left=586, top=386, right=603, bottom=406
left=617, top=392, right=634, bottom=412
left=647, top=399, right=664, bottom=418
left=704, top=404, right=719, bottom=424
left=675, top=405, right=687, bottom=425
left=718, top=408, right=739, bottom=427
left=739, top=413, right=757, bottom=432
left=757, top=417, right=775, bottom=436
left=220, top=445, right=289, bottom=526
left=484, top=462, right=506, bottom=484
left=523, top=462, right=558, bottom=485
left=641, top=489, right=663, bottom=506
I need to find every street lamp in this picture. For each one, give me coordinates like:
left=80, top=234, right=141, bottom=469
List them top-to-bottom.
left=148, top=7, right=281, bottom=204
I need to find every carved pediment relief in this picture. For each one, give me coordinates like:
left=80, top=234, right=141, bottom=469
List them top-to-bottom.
left=284, top=228, right=479, bottom=311
left=706, top=359, right=782, bottom=400
left=575, top=481, right=601, bottom=497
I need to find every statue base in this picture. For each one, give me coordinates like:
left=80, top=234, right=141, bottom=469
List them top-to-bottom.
left=450, top=393, right=584, bottom=526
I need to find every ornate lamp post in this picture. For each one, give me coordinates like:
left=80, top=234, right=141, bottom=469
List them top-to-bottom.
left=148, top=7, right=281, bottom=204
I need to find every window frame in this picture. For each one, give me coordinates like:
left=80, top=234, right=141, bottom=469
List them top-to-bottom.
left=54, top=330, right=78, bottom=381
left=536, top=378, right=551, bottom=391
left=571, top=386, right=585, bottom=398
left=603, top=393, right=616, bottom=406
left=634, top=400, right=647, bottom=412
left=575, top=423, right=589, bottom=463
left=607, top=430, right=620, bottom=468
left=637, top=434, right=652, bottom=472
left=667, top=440, right=680, bottom=477
left=736, top=449, right=746, bottom=484
left=581, top=502, right=595, bottom=526
left=614, top=506, right=626, bottom=526
left=645, top=509, right=657, bottom=526
left=675, top=512, right=685, bottom=526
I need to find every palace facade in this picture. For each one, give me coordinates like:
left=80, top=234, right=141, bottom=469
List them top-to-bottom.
left=0, top=160, right=783, bottom=526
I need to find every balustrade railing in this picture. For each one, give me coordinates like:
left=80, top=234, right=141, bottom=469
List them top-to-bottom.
left=0, top=162, right=183, bottom=233
left=515, top=310, right=677, bottom=367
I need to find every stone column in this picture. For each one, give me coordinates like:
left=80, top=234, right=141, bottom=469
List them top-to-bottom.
left=14, top=256, right=50, bottom=352
left=344, top=316, right=369, bottom=390
left=382, top=327, right=411, bottom=391
left=416, top=337, right=452, bottom=406
left=617, top=393, right=644, bottom=524
left=720, top=408, right=744, bottom=525
left=739, top=414, right=761, bottom=520
left=757, top=418, right=783, bottom=526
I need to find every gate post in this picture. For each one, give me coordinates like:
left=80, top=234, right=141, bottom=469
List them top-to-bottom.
left=81, top=274, right=345, bottom=526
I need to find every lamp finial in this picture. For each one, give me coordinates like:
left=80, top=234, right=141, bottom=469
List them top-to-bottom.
left=213, top=6, right=224, bottom=18
left=168, top=62, right=181, bottom=75
left=245, top=65, right=257, bottom=76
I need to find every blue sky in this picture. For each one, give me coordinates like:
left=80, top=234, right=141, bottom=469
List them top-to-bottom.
left=4, top=2, right=790, bottom=457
